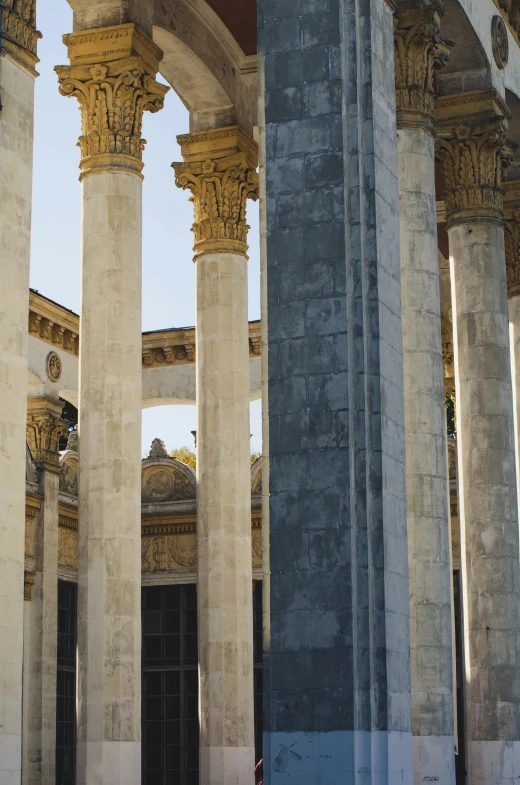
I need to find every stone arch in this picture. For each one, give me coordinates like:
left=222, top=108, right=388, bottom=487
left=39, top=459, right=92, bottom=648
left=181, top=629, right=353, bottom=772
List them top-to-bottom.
left=152, top=0, right=257, bottom=133
left=437, top=0, right=492, bottom=96
left=59, top=450, right=79, bottom=497
left=141, top=456, right=196, bottom=502
left=251, top=456, right=262, bottom=495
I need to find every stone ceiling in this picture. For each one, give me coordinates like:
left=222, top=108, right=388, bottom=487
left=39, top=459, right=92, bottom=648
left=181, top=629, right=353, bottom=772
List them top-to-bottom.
left=205, top=0, right=257, bottom=56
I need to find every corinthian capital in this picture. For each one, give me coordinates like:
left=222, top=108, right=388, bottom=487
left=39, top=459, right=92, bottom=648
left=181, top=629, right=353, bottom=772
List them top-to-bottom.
left=0, top=0, right=41, bottom=73
left=394, top=0, right=451, bottom=133
left=55, top=23, right=169, bottom=178
left=435, top=91, right=512, bottom=227
left=173, top=126, right=259, bottom=259
left=504, top=182, right=520, bottom=297
left=26, top=397, right=68, bottom=472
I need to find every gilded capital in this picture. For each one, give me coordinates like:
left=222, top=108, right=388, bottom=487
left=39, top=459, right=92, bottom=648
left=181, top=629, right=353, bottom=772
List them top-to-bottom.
left=0, top=0, right=41, bottom=73
left=394, top=0, right=451, bottom=133
left=55, top=24, right=169, bottom=178
left=435, top=91, right=511, bottom=227
left=173, top=126, right=259, bottom=259
left=504, top=181, right=520, bottom=298
left=26, top=396, right=68, bottom=472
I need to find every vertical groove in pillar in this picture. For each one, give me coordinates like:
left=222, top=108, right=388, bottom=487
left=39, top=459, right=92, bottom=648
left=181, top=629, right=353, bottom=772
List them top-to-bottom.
left=0, top=55, right=36, bottom=784
left=398, top=127, right=455, bottom=784
left=77, top=170, right=143, bottom=785
left=450, top=221, right=520, bottom=781
left=196, top=251, right=255, bottom=785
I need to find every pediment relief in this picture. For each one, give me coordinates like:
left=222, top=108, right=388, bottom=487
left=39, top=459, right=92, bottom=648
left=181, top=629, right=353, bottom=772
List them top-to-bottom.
left=59, top=451, right=79, bottom=496
left=251, top=456, right=262, bottom=495
left=142, top=459, right=196, bottom=502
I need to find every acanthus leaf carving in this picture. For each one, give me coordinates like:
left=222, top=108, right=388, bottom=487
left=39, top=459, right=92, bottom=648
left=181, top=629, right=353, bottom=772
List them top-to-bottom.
left=0, top=0, right=41, bottom=62
left=394, top=0, right=451, bottom=132
left=26, top=397, right=69, bottom=471
left=141, top=535, right=197, bottom=572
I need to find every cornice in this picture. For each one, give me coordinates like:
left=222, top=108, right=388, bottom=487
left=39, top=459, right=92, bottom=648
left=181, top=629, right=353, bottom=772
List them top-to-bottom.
left=0, top=0, right=41, bottom=75
left=435, top=89, right=511, bottom=123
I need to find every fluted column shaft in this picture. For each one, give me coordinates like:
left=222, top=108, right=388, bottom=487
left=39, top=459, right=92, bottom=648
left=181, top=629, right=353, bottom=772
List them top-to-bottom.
left=0, top=4, right=40, bottom=782
left=394, top=5, right=455, bottom=782
left=56, top=25, right=168, bottom=785
left=436, top=92, right=520, bottom=784
left=174, top=127, right=258, bottom=785
left=23, top=398, right=67, bottom=785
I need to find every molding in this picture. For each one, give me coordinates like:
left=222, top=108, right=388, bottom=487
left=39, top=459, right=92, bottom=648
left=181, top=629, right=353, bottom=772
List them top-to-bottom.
left=0, top=0, right=41, bottom=75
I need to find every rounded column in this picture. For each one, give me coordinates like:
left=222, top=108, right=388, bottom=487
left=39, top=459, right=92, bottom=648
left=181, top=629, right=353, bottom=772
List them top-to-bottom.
left=0, top=4, right=40, bottom=782
left=394, top=5, right=455, bottom=782
left=56, top=26, right=168, bottom=785
left=436, top=92, right=520, bottom=784
left=174, top=127, right=258, bottom=785
left=504, top=183, right=520, bottom=515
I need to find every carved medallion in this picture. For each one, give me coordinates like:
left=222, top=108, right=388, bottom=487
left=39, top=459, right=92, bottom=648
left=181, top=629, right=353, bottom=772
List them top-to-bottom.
left=492, top=15, right=509, bottom=69
left=46, top=351, right=62, bottom=382
left=60, top=458, right=79, bottom=496
left=142, top=465, right=196, bottom=502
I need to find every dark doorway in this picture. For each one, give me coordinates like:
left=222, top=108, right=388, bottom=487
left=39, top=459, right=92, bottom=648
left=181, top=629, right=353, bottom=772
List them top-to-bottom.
left=56, top=580, right=77, bottom=785
left=253, top=580, right=263, bottom=764
left=142, top=584, right=199, bottom=785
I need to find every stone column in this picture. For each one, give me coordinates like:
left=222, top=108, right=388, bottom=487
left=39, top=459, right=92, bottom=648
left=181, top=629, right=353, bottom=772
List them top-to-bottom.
left=260, top=0, right=413, bottom=781
left=0, top=4, right=40, bottom=782
left=394, top=5, right=455, bottom=782
left=55, top=26, right=168, bottom=785
left=436, top=92, right=520, bottom=784
left=173, top=127, right=259, bottom=785
left=504, top=183, right=520, bottom=512
left=24, top=397, right=68, bottom=785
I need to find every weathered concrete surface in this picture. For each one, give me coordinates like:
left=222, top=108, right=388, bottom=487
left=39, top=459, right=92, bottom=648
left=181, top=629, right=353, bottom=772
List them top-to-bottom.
left=260, top=0, right=412, bottom=780
left=0, top=53, right=36, bottom=785
left=397, top=126, right=455, bottom=784
left=76, top=171, right=143, bottom=785
left=449, top=221, right=520, bottom=784
left=196, top=251, right=255, bottom=785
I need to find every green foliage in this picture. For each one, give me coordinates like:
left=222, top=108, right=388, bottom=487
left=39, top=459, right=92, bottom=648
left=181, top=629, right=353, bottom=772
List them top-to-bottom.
left=445, top=394, right=455, bottom=436
left=59, top=399, right=78, bottom=451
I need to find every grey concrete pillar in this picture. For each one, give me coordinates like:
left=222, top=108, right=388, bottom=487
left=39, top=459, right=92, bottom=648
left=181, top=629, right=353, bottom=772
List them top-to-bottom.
left=259, top=0, right=413, bottom=781
left=394, top=5, right=455, bottom=782
left=0, top=6, right=40, bottom=783
left=56, top=25, right=168, bottom=785
left=436, top=92, right=520, bottom=784
left=173, top=127, right=259, bottom=785
left=24, top=398, right=68, bottom=785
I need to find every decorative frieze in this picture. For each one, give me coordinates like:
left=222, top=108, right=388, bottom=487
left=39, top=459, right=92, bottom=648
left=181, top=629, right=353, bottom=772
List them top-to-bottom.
left=0, top=0, right=41, bottom=72
left=394, top=0, right=451, bottom=133
left=55, top=23, right=168, bottom=177
left=435, top=91, right=511, bottom=227
left=173, top=126, right=259, bottom=258
left=29, top=291, right=79, bottom=357
left=26, top=397, right=68, bottom=471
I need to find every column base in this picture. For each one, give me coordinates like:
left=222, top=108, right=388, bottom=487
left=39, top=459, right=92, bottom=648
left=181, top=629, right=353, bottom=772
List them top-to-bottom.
left=263, top=731, right=413, bottom=784
left=0, top=733, right=21, bottom=785
left=413, top=735, right=455, bottom=785
left=469, top=740, right=520, bottom=784
left=76, top=741, right=140, bottom=785
left=200, top=745, right=256, bottom=785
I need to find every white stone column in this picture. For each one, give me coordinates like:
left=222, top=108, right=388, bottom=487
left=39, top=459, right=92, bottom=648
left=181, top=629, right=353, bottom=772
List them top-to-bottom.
left=0, top=5, right=40, bottom=782
left=394, top=6, right=455, bottom=782
left=56, top=25, right=168, bottom=785
left=437, top=94, right=520, bottom=784
left=174, top=127, right=259, bottom=785
left=504, top=183, right=520, bottom=517
left=24, top=397, right=67, bottom=785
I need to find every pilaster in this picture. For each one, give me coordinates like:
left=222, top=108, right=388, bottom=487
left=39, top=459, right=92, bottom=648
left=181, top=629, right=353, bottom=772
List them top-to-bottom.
left=173, top=127, right=258, bottom=785
left=24, top=397, right=67, bottom=785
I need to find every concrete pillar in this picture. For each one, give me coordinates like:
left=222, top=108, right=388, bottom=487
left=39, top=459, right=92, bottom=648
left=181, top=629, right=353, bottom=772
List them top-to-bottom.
left=259, top=0, right=413, bottom=781
left=0, top=5, right=40, bottom=783
left=394, top=5, right=455, bottom=782
left=56, top=26, right=168, bottom=785
left=436, top=92, right=520, bottom=784
left=173, top=127, right=259, bottom=785
left=24, top=397, right=68, bottom=785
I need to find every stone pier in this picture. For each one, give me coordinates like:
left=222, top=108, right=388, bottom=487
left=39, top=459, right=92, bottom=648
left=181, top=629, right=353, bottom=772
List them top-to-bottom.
left=259, top=0, right=413, bottom=780
left=0, top=3, right=40, bottom=782
left=394, top=4, right=455, bottom=782
left=56, top=24, right=168, bottom=785
left=437, top=91, right=520, bottom=784
left=174, top=127, right=259, bottom=785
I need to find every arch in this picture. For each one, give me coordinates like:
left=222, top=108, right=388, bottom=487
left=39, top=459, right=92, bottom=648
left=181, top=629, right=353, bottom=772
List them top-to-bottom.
left=437, top=0, right=492, bottom=96
left=60, top=450, right=79, bottom=497
left=141, top=455, right=196, bottom=502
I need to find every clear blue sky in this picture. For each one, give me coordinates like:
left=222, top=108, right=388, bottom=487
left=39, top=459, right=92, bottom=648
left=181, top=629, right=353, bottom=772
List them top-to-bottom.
left=31, top=0, right=262, bottom=456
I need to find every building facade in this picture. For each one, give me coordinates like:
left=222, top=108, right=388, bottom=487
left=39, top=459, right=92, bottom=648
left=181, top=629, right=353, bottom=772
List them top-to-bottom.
left=3, top=0, right=520, bottom=784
